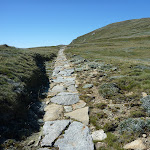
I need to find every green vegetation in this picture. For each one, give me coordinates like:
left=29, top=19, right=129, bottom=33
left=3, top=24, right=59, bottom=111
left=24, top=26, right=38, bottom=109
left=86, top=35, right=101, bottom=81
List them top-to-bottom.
left=65, top=18, right=150, bottom=149
left=66, top=18, right=150, bottom=101
left=0, top=44, right=59, bottom=141
left=0, top=45, right=58, bottom=115
left=99, top=83, right=119, bottom=98
left=140, top=95, right=150, bottom=116
left=96, top=103, right=107, bottom=109
left=130, top=109, right=146, bottom=118
left=119, top=118, right=150, bottom=134
left=103, top=122, right=118, bottom=132
left=103, top=132, right=124, bottom=150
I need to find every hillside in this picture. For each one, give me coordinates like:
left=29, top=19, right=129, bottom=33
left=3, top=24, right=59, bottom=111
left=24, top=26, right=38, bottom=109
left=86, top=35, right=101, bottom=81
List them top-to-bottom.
left=66, top=18, right=150, bottom=149
left=71, top=18, right=150, bottom=44
left=0, top=45, right=59, bottom=144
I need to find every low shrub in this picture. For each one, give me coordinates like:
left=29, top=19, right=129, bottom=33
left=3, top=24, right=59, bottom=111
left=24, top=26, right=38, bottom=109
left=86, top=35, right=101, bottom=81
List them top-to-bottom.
left=99, top=83, right=119, bottom=98
left=140, top=95, right=150, bottom=116
left=96, top=103, right=107, bottom=109
left=130, top=110, right=146, bottom=118
left=119, top=118, right=150, bottom=134
left=103, top=122, right=118, bottom=132
left=103, top=132, right=124, bottom=150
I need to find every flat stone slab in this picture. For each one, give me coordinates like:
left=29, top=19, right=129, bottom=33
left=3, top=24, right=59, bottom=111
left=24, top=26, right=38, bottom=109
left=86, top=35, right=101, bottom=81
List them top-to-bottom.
left=52, top=66, right=63, bottom=76
left=58, top=68, right=74, bottom=76
left=52, top=76, right=65, bottom=83
left=52, top=77, right=75, bottom=84
left=67, top=84, right=78, bottom=93
left=83, top=84, right=93, bottom=89
left=51, top=85, right=67, bottom=93
left=51, top=92, right=80, bottom=105
left=72, top=100, right=86, bottom=110
left=44, top=104, right=63, bottom=121
left=64, top=106, right=73, bottom=112
left=64, top=107, right=89, bottom=125
left=41, top=120, right=70, bottom=147
left=54, top=121, right=94, bottom=150
left=91, top=130, right=107, bottom=141
left=123, top=139, right=146, bottom=150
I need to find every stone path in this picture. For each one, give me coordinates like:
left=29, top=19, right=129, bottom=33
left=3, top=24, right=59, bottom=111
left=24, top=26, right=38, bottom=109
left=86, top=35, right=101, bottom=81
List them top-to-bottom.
left=39, top=48, right=94, bottom=149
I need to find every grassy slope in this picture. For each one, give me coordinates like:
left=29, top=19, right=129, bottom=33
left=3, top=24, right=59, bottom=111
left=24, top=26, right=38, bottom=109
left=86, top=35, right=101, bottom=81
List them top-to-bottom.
left=66, top=18, right=150, bottom=149
left=66, top=18, right=150, bottom=95
left=0, top=45, right=59, bottom=122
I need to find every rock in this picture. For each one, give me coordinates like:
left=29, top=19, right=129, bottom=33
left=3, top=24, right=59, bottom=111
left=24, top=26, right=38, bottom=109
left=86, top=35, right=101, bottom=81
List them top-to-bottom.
left=64, top=64, right=70, bottom=68
left=52, top=67, right=62, bottom=76
left=75, top=67, right=84, bottom=72
left=58, top=68, right=74, bottom=76
left=52, top=76, right=65, bottom=83
left=64, top=77, right=75, bottom=82
left=67, top=84, right=78, bottom=93
left=83, top=84, right=93, bottom=89
left=51, top=85, right=67, bottom=93
left=51, top=92, right=80, bottom=105
left=142, top=92, right=148, bottom=98
left=72, top=100, right=86, bottom=110
left=44, top=104, right=63, bottom=121
left=64, top=106, right=73, bottom=112
left=64, top=107, right=89, bottom=125
left=41, top=120, right=70, bottom=147
left=54, top=121, right=94, bottom=150
left=91, top=130, right=107, bottom=141
left=142, top=134, right=147, bottom=138
left=123, top=139, right=146, bottom=149
left=27, top=140, right=35, bottom=146
left=95, top=142, right=107, bottom=150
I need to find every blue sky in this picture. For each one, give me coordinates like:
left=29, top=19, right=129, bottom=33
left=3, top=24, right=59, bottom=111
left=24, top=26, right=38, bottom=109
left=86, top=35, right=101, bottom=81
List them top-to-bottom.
left=0, top=0, right=150, bottom=48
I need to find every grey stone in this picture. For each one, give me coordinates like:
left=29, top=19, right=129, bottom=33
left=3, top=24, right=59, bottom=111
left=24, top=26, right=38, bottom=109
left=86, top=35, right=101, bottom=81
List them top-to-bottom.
left=52, top=66, right=63, bottom=76
left=75, top=67, right=84, bottom=72
left=58, top=68, right=74, bottom=76
left=52, top=76, right=65, bottom=83
left=52, top=77, right=75, bottom=84
left=64, top=77, right=75, bottom=82
left=64, top=81, right=76, bottom=86
left=83, top=84, right=93, bottom=89
left=51, top=85, right=67, bottom=93
left=67, top=85, right=78, bottom=93
left=51, top=92, right=80, bottom=105
left=72, top=100, right=86, bottom=110
left=44, top=104, right=63, bottom=121
left=64, top=106, right=73, bottom=112
left=64, top=107, right=89, bottom=125
left=41, top=120, right=70, bottom=147
left=54, top=121, right=94, bottom=150
left=55, top=121, right=94, bottom=150
left=91, top=130, right=107, bottom=141
left=123, top=139, right=146, bottom=150
left=95, top=142, right=107, bottom=150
